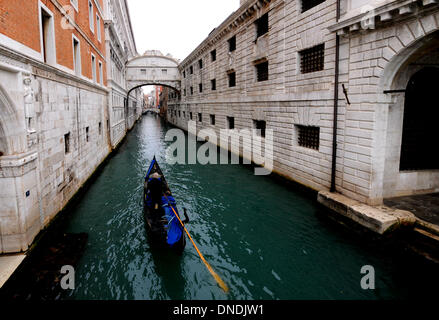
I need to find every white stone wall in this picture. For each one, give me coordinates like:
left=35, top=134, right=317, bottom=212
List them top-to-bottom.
left=169, top=0, right=439, bottom=204
left=169, top=0, right=340, bottom=193
left=0, top=46, right=111, bottom=253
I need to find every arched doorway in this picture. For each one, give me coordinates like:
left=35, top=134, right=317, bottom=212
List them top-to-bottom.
left=400, top=67, right=439, bottom=171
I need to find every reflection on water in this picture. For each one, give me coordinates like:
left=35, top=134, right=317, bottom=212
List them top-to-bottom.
left=58, top=115, right=437, bottom=300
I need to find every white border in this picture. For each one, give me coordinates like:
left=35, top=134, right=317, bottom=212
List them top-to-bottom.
left=88, top=0, right=94, bottom=33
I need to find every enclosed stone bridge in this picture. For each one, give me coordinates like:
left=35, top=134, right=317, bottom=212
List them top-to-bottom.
left=126, top=50, right=181, bottom=97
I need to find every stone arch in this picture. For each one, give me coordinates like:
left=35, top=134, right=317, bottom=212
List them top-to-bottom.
left=380, top=26, right=439, bottom=91
left=381, top=29, right=439, bottom=198
left=0, top=83, right=23, bottom=156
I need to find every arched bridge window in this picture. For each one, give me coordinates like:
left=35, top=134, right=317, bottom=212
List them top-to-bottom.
left=400, top=67, right=439, bottom=171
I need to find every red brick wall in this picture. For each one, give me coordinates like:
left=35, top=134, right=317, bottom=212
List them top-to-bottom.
left=0, top=0, right=106, bottom=85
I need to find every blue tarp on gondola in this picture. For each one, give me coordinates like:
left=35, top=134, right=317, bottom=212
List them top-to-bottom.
left=161, top=195, right=183, bottom=245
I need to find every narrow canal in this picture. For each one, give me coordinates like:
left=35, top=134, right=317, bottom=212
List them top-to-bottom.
left=36, top=115, right=437, bottom=299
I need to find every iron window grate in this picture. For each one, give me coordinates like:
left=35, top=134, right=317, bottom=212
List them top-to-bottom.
left=301, top=0, right=326, bottom=13
left=256, top=13, right=269, bottom=38
left=228, top=36, right=236, bottom=52
left=300, top=44, right=325, bottom=74
left=256, top=61, right=269, bottom=82
left=228, top=72, right=236, bottom=87
left=227, top=117, right=235, bottom=129
left=253, top=120, right=266, bottom=138
left=297, top=125, right=320, bottom=150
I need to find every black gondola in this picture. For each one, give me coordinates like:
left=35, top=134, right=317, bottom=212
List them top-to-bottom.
left=143, top=156, right=187, bottom=253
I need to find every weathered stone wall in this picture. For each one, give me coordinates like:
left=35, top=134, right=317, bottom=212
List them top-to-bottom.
left=168, top=0, right=439, bottom=205
left=168, top=0, right=341, bottom=193
left=0, top=46, right=111, bottom=253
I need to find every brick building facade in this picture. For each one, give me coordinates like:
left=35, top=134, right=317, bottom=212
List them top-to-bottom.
left=0, top=0, right=141, bottom=253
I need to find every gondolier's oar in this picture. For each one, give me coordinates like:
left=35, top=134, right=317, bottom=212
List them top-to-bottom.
left=165, top=196, right=229, bottom=293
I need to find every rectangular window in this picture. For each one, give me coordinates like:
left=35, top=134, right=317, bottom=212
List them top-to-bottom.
left=70, top=0, right=78, bottom=11
left=301, top=0, right=326, bottom=13
left=88, top=1, right=94, bottom=32
left=40, top=5, right=55, bottom=65
left=256, top=13, right=269, bottom=38
left=96, top=14, right=101, bottom=41
left=228, top=35, right=236, bottom=52
left=73, top=36, right=81, bottom=76
left=300, top=44, right=325, bottom=74
left=211, top=49, right=216, bottom=62
left=91, top=54, right=96, bottom=82
left=199, top=59, right=203, bottom=69
left=99, top=61, right=103, bottom=85
left=256, top=61, right=269, bottom=82
left=190, top=66, right=193, bottom=74
left=162, top=69, right=167, bottom=75
left=183, top=71, right=186, bottom=78
left=228, top=71, right=236, bottom=87
left=211, top=79, right=216, bottom=91
left=199, top=83, right=203, bottom=93
left=190, top=86, right=193, bottom=95
left=184, top=89, right=187, bottom=96
left=179, top=110, right=181, bottom=117
left=183, top=111, right=186, bottom=118
left=190, top=112, right=193, bottom=120
left=198, top=113, right=202, bottom=122
left=210, top=114, right=215, bottom=125
left=227, top=116, right=235, bottom=130
left=253, top=120, right=266, bottom=138
left=99, top=122, right=102, bottom=135
left=297, top=125, right=320, bottom=150
left=86, top=127, right=90, bottom=142
left=64, top=132, right=70, bottom=154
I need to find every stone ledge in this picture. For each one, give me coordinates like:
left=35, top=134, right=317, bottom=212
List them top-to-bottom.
left=317, top=191, right=416, bottom=234
left=0, top=253, right=25, bottom=288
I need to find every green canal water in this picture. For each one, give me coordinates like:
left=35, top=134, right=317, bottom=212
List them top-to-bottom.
left=57, top=115, right=435, bottom=300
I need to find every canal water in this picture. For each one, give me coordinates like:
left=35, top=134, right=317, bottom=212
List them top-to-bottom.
left=56, top=115, right=435, bottom=300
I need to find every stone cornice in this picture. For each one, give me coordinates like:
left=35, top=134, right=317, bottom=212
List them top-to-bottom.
left=180, top=0, right=274, bottom=68
left=329, top=0, right=439, bottom=34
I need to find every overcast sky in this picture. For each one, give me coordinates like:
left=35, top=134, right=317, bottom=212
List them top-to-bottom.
left=128, top=0, right=240, bottom=62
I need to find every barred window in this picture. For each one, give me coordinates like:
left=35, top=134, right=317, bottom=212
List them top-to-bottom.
left=301, top=0, right=326, bottom=13
left=256, top=13, right=269, bottom=38
left=228, top=36, right=236, bottom=52
left=299, top=44, right=324, bottom=73
left=256, top=61, right=268, bottom=82
left=228, top=71, right=236, bottom=87
left=211, top=79, right=216, bottom=91
left=227, top=117, right=235, bottom=129
left=253, top=120, right=266, bottom=138
left=297, top=125, right=320, bottom=150
left=64, top=132, right=70, bottom=154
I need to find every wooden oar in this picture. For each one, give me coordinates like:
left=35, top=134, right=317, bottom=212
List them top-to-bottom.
left=165, top=196, right=229, bottom=293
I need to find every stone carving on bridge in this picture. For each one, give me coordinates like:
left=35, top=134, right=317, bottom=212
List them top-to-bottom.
left=126, top=50, right=181, bottom=94
left=23, top=76, right=37, bottom=147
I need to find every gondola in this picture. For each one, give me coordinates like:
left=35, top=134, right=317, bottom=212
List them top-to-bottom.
left=143, top=156, right=188, bottom=253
